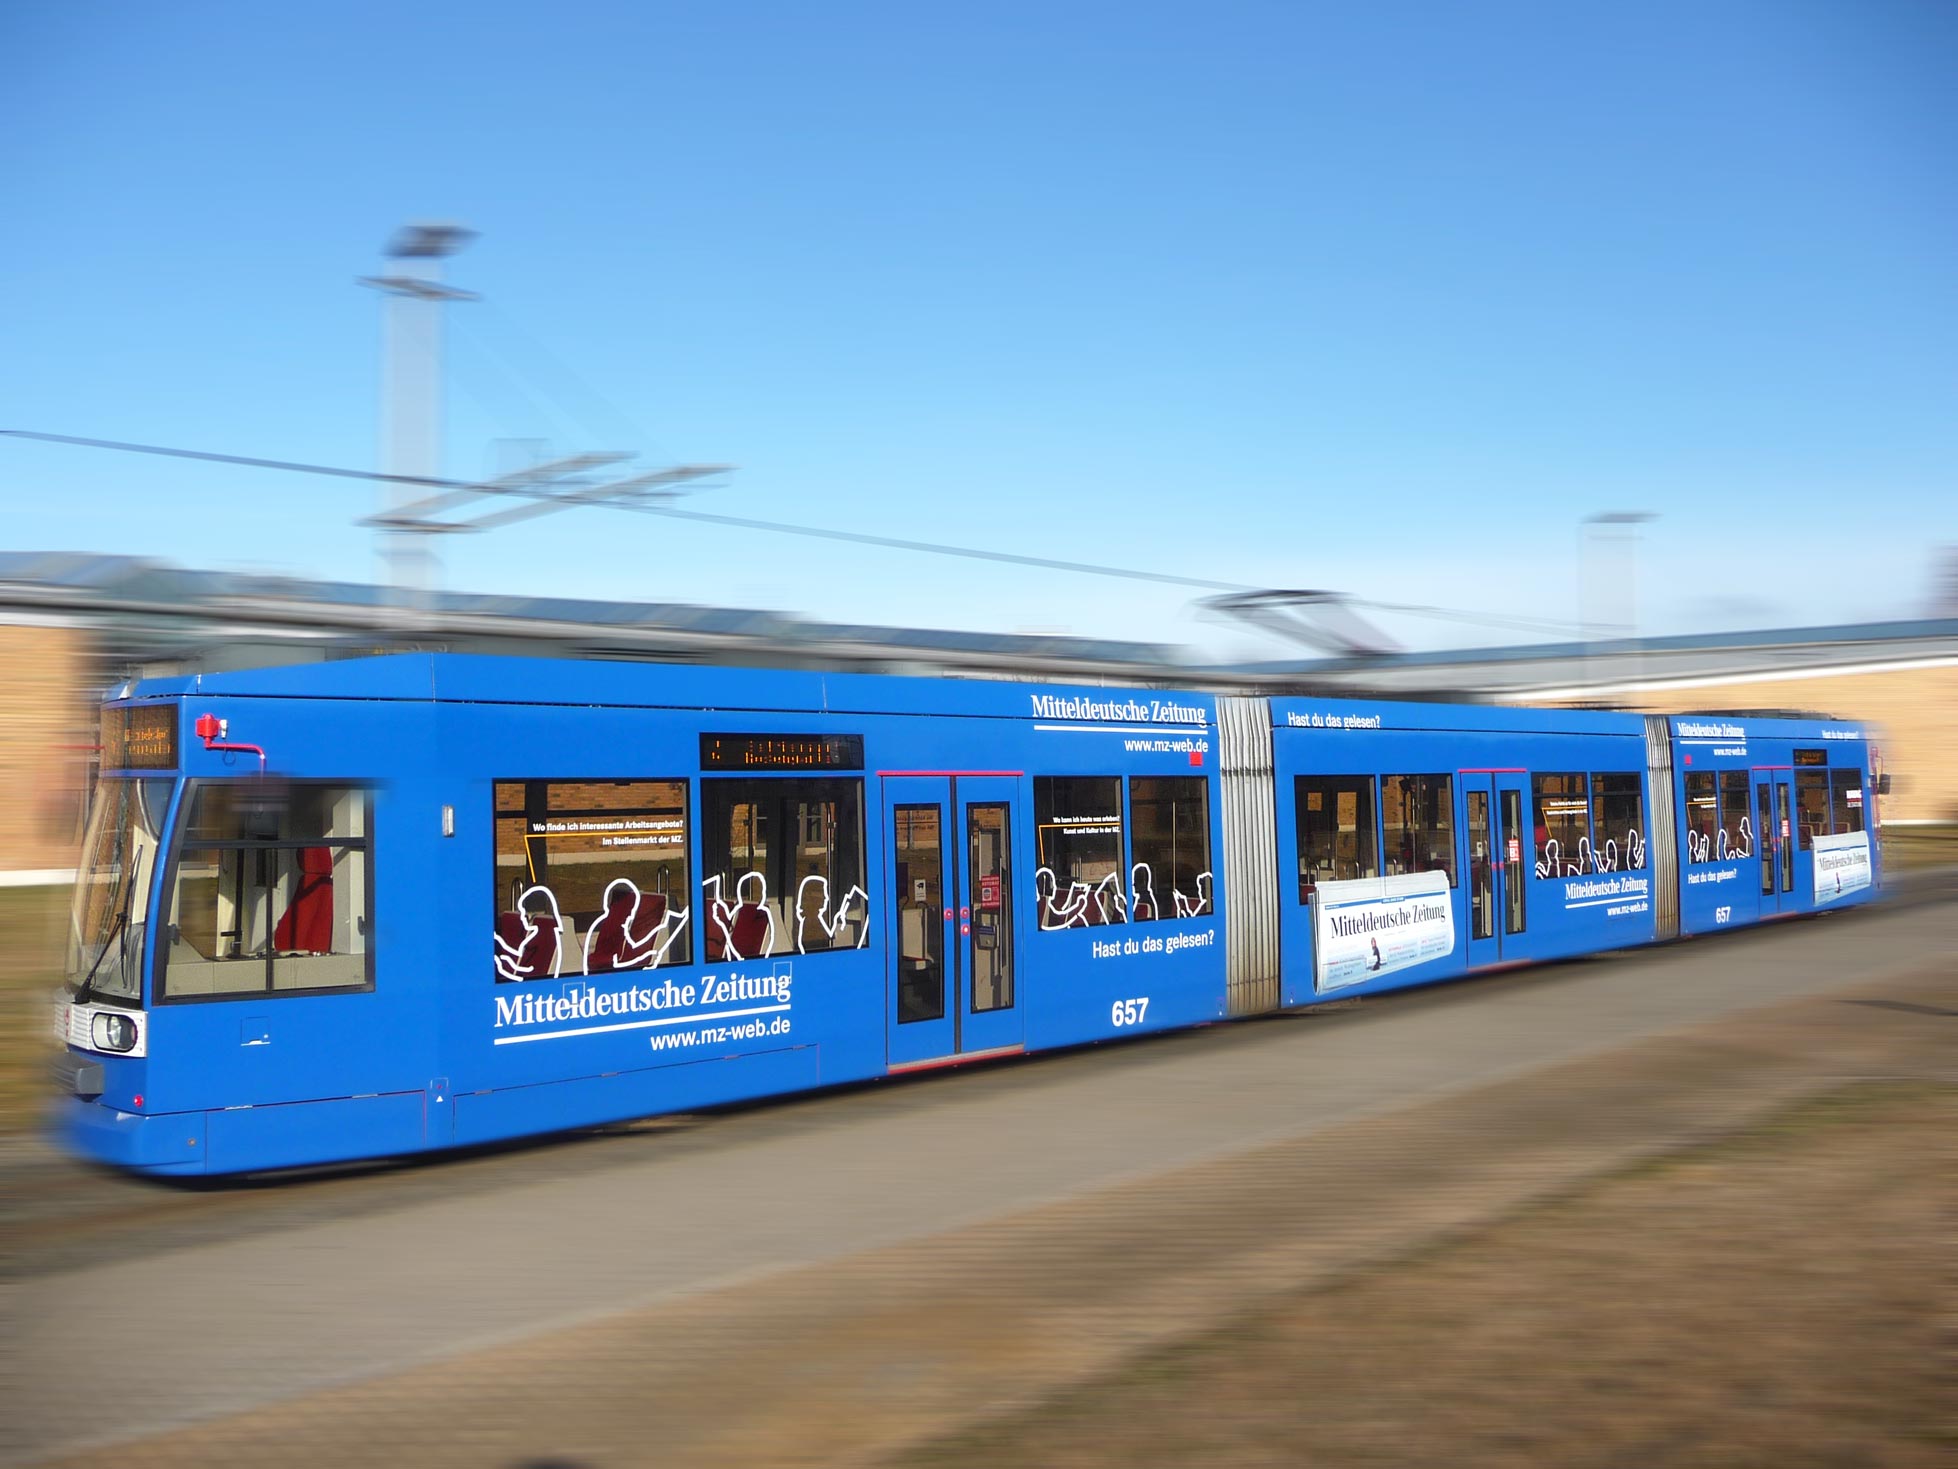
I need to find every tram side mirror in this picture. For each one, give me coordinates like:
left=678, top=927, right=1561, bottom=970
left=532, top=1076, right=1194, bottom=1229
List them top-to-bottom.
left=1876, top=774, right=1892, bottom=795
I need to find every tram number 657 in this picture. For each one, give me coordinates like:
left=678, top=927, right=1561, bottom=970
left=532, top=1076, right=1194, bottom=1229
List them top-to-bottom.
left=1714, top=906, right=1732, bottom=925
left=1111, top=997, right=1150, bottom=1027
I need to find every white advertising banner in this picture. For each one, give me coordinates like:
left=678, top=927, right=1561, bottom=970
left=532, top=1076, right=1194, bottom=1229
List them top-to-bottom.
left=1811, top=830, right=1872, bottom=905
left=1313, top=870, right=1455, bottom=994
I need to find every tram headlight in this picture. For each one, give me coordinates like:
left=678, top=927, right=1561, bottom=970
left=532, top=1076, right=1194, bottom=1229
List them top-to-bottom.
left=91, top=1012, right=138, bottom=1054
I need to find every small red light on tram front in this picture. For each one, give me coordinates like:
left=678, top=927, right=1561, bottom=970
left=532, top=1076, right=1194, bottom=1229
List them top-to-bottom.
left=194, top=713, right=221, bottom=740
left=1189, top=750, right=1203, bottom=767
left=132, top=1095, right=143, bottom=1107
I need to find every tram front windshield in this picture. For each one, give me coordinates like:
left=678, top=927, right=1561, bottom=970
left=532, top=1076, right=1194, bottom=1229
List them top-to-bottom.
left=66, top=778, right=173, bottom=1005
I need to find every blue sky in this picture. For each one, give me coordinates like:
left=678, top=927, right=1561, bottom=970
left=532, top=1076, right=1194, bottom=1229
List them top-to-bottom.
left=4, top=1, right=1953, bottom=657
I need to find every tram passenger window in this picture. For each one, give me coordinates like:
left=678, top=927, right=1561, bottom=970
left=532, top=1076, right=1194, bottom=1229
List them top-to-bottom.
left=1794, top=770, right=1828, bottom=850
left=1830, top=770, right=1864, bottom=835
left=1718, top=771, right=1753, bottom=860
left=1589, top=772, right=1646, bottom=871
left=1683, top=772, right=1717, bottom=864
left=1531, top=773, right=1590, bottom=877
left=1380, top=774, right=1455, bottom=884
left=1034, top=776, right=1126, bottom=927
left=1294, top=776, right=1377, bottom=900
left=1127, top=777, right=1213, bottom=920
left=702, top=778, right=866, bottom=958
left=493, top=779, right=692, bottom=981
left=162, top=782, right=371, bottom=1000
left=967, top=803, right=1015, bottom=1010
left=893, top=804, right=945, bottom=1022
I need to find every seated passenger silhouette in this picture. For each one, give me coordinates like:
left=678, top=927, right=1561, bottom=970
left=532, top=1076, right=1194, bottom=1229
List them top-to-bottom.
left=584, top=877, right=665, bottom=973
left=494, top=885, right=563, bottom=981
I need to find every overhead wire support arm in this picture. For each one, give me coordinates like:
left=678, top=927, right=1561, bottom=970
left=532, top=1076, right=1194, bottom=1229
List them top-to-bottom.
left=354, top=274, right=480, bottom=304
left=359, top=450, right=639, bottom=527
left=364, top=461, right=737, bottom=535
left=453, top=464, right=735, bottom=533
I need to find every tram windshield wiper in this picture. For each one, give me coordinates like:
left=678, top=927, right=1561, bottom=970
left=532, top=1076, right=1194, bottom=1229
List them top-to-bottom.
left=70, top=849, right=142, bottom=1008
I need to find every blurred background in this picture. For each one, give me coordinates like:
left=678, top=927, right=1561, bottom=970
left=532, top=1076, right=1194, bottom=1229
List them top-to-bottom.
left=4, top=2, right=1954, bottom=1465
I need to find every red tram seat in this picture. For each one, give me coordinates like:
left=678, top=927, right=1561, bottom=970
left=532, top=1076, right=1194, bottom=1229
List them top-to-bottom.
left=273, top=846, right=334, bottom=953
left=587, top=889, right=671, bottom=972
left=586, top=892, right=633, bottom=974
left=728, top=903, right=771, bottom=958
left=496, top=911, right=525, bottom=950
left=497, top=912, right=560, bottom=978
left=521, top=917, right=560, bottom=978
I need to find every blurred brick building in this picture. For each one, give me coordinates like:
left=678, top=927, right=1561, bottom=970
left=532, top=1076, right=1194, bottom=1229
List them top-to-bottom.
left=0, top=621, right=94, bottom=876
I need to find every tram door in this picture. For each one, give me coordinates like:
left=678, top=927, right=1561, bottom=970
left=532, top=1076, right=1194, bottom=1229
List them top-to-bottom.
left=1756, top=772, right=1795, bottom=914
left=1463, top=773, right=1528, bottom=968
left=883, top=775, right=1024, bottom=1068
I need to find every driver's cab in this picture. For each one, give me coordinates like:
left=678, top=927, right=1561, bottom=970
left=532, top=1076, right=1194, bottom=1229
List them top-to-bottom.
left=57, top=699, right=378, bottom=1173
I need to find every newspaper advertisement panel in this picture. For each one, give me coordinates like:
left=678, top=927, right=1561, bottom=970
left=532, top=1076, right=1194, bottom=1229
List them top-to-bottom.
left=1811, top=830, right=1871, bottom=905
left=1313, top=870, right=1455, bottom=993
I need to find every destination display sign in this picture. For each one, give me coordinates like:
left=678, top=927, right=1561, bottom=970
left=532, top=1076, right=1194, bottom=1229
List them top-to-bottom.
left=101, top=705, right=178, bottom=770
left=699, top=732, right=864, bottom=772
left=1792, top=748, right=1828, bottom=766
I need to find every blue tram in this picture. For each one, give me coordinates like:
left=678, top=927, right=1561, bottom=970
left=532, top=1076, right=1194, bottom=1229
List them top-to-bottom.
left=53, top=655, right=1883, bottom=1175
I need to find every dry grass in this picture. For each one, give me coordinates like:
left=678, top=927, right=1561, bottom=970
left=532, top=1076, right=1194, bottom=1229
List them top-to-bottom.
left=1881, top=822, right=1958, bottom=871
left=0, top=883, right=65, bottom=1133
left=902, top=1082, right=1954, bottom=1469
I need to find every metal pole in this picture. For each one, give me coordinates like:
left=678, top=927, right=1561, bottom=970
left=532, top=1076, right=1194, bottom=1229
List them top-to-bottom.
left=360, top=224, right=477, bottom=620
left=1581, top=512, right=1656, bottom=696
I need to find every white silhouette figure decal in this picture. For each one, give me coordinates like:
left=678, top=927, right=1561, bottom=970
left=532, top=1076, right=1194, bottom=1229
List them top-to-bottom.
left=1687, top=826, right=1710, bottom=864
left=1534, top=839, right=1588, bottom=879
left=1129, top=863, right=1215, bottom=921
left=1035, top=867, right=1090, bottom=929
left=704, top=871, right=779, bottom=961
left=1173, top=871, right=1215, bottom=918
left=1090, top=873, right=1126, bottom=923
left=794, top=874, right=872, bottom=953
left=581, top=876, right=691, bottom=973
left=495, top=884, right=565, bottom=981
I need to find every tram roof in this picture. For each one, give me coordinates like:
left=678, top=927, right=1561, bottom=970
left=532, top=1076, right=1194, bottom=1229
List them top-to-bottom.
left=118, top=650, right=1662, bottom=737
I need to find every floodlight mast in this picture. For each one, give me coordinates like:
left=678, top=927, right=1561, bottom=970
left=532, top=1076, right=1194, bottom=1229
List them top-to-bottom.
left=359, top=223, right=478, bottom=605
left=354, top=224, right=734, bottom=633
left=1578, top=510, right=1658, bottom=643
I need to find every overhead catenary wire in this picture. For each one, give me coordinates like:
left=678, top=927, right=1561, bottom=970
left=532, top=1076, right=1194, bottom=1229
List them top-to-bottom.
left=1, top=427, right=1584, bottom=635
left=2, top=429, right=473, bottom=490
